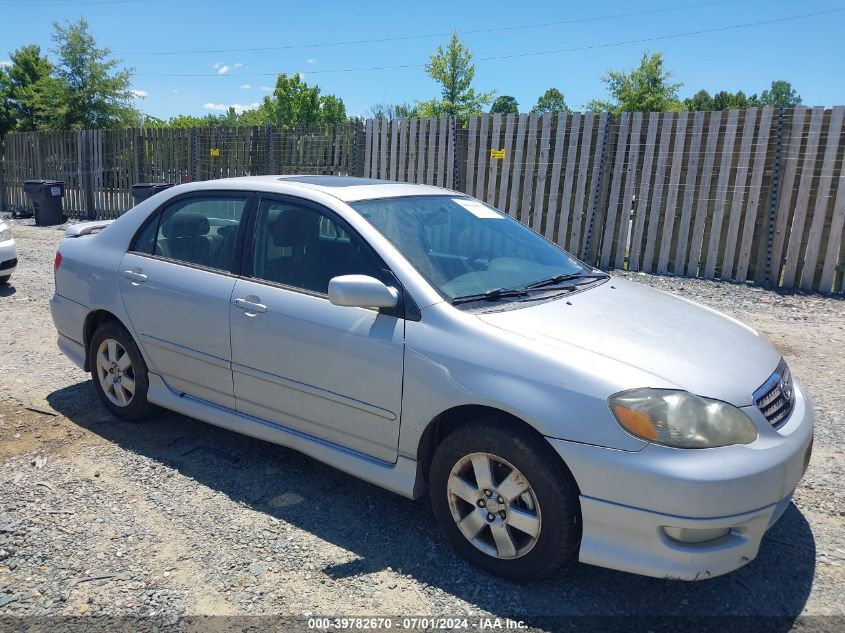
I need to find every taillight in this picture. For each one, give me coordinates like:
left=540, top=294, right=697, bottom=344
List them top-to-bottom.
left=54, top=251, right=62, bottom=273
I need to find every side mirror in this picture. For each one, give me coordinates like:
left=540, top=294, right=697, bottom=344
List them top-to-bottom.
left=328, top=275, right=399, bottom=309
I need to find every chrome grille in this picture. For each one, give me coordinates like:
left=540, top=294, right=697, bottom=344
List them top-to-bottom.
left=753, top=360, right=795, bottom=428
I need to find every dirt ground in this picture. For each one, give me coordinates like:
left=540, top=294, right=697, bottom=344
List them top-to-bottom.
left=0, top=219, right=843, bottom=629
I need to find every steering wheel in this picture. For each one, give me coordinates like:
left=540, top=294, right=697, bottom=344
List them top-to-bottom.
left=466, top=250, right=495, bottom=271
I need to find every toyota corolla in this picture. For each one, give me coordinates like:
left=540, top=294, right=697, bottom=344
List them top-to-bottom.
left=49, top=176, right=813, bottom=581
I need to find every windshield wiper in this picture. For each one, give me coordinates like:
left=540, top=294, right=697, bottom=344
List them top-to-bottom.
left=525, top=271, right=609, bottom=290
left=451, top=272, right=608, bottom=304
left=451, top=287, right=529, bottom=305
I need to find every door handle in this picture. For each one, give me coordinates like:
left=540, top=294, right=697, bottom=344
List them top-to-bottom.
left=122, top=269, right=148, bottom=283
left=234, top=297, right=267, bottom=314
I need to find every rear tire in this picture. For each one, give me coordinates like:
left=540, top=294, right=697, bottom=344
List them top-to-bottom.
left=0, top=275, right=10, bottom=285
left=89, top=321, right=156, bottom=421
left=429, top=417, right=581, bottom=581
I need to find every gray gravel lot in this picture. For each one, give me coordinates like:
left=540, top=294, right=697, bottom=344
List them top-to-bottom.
left=0, top=219, right=843, bottom=629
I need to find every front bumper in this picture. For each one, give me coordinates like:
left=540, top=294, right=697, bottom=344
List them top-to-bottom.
left=0, top=239, right=17, bottom=277
left=549, top=379, right=813, bottom=580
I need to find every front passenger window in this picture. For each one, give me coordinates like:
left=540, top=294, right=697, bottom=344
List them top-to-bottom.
left=152, top=196, right=247, bottom=271
left=252, top=199, right=385, bottom=294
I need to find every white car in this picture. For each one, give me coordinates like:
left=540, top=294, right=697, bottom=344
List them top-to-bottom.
left=49, top=176, right=813, bottom=581
left=0, top=220, right=18, bottom=284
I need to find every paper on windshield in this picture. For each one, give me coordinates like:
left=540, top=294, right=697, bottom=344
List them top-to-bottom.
left=453, top=198, right=504, bottom=219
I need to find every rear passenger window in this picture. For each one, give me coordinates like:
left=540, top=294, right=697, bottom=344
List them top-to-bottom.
left=151, top=196, right=247, bottom=271
left=251, top=198, right=384, bottom=294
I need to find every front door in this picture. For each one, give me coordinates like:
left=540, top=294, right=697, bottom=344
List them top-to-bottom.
left=119, top=193, right=249, bottom=409
left=229, top=196, right=405, bottom=462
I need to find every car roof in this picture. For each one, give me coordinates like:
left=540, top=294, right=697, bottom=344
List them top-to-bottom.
left=203, top=175, right=460, bottom=203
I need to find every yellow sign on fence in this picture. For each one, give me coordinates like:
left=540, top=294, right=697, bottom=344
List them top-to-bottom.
left=210, top=148, right=221, bottom=157
left=490, top=149, right=505, bottom=160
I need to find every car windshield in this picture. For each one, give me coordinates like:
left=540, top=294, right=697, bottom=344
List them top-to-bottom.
left=350, top=195, right=593, bottom=302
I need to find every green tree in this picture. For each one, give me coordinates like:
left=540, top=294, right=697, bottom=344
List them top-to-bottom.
left=46, top=18, right=139, bottom=129
left=421, top=32, right=493, bottom=118
left=0, top=44, right=54, bottom=136
left=587, top=51, right=683, bottom=113
left=261, top=73, right=346, bottom=126
left=756, top=80, right=801, bottom=108
left=532, top=88, right=570, bottom=114
left=683, top=89, right=714, bottom=111
left=684, top=89, right=752, bottom=111
left=712, top=90, right=750, bottom=110
left=319, top=93, right=346, bottom=124
left=490, top=95, right=519, bottom=114
left=367, top=102, right=419, bottom=119
left=366, top=103, right=392, bottom=119
left=393, top=103, right=419, bottom=119
left=237, top=106, right=271, bottom=126
left=220, top=107, right=243, bottom=126
left=158, top=113, right=223, bottom=128
left=139, top=114, right=166, bottom=127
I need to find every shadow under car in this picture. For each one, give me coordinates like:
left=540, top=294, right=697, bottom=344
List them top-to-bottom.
left=46, top=381, right=815, bottom=629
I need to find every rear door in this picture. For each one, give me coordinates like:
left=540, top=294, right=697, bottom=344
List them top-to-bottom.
left=119, top=193, right=250, bottom=409
left=229, top=195, right=405, bottom=462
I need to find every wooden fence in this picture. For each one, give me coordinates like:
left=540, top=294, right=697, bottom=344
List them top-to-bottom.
left=2, top=108, right=844, bottom=293
left=362, top=108, right=845, bottom=293
left=0, top=123, right=361, bottom=220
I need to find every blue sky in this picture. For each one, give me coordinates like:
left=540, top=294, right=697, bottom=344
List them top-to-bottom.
left=1, top=0, right=843, bottom=119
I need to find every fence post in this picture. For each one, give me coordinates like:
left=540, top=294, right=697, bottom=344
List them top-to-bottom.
left=764, top=106, right=785, bottom=286
left=582, top=112, right=613, bottom=263
left=450, top=116, right=460, bottom=191
left=352, top=120, right=366, bottom=177
left=351, top=121, right=358, bottom=176
left=266, top=124, right=275, bottom=175
left=190, top=128, right=200, bottom=182
left=79, top=130, right=96, bottom=220
left=133, top=131, right=143, bottom=184
left=0, top=140, right=6, bottom=212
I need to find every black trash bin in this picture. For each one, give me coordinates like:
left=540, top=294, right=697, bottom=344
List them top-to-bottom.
left=23, top=180, right=65, bottom=226
left=132, top=182, right=175, bottom=204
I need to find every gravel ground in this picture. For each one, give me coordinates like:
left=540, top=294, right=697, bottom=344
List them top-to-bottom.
left=0, top=219, right=843, bottom=630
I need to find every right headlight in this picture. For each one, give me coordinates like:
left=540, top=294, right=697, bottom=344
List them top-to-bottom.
left=609, top=388, right=758, bottom=448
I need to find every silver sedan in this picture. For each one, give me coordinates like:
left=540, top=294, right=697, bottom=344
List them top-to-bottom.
left=50, top=176, right=813, bottom=581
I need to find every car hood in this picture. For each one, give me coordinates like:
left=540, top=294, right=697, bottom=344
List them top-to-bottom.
left=476, top=277, right=780, bottom=406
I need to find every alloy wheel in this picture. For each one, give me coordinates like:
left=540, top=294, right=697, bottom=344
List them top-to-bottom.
left=95, top=338, right=136, bottom=407
left=446, top=452, right=542, bottom=559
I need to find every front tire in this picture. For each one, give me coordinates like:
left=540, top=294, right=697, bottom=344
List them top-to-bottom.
left=0, top=275, right=10, bottom=285
left=89, top=321, right=156, bottom=421
left=429, top=418, right=581, bottom=581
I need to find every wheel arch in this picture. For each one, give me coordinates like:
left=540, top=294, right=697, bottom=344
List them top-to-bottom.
left=82, top=309, right=128, bottom=372
left=415, top=405, right=581, bottom=495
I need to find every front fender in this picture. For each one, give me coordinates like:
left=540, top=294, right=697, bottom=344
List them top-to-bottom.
left=398, top=306, right=653, bottom=459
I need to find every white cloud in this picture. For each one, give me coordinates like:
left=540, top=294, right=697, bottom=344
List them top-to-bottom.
left=307, top=58, right=316, bottom=65
left=0, top=60, right=11, bottom=67
left=213, top=62, right=223, bottom=69
left=234, top=63, right=243, bottom=68
left=217, top=65, right=230, bottom=75
left=298, top=72, right=306, bottom=80
left=240, top=83, right=251, bottom=90
left=260, top=85, right=273, bottom=92
left=131, top=89, right=148, bottom=98
left=172, top=89, right=179, bottom=93
left=203, top=102, right=260, bottom=113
